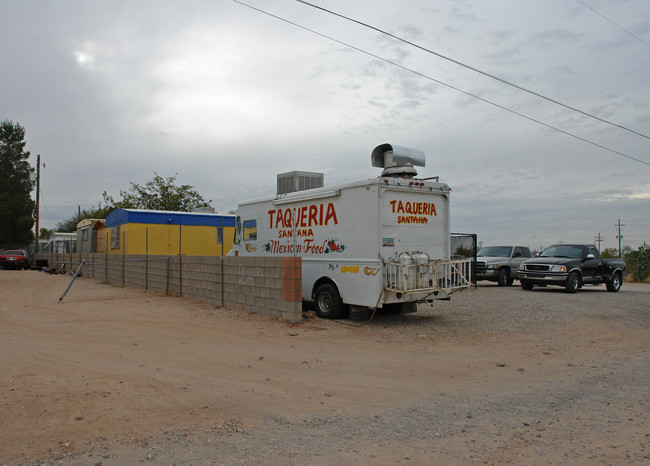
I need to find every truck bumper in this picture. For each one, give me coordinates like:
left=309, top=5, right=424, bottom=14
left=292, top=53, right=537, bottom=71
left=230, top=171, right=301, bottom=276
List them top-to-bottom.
left=1, top=260, right=24, bottom=269
left=476, top=270, right=500, bottom=281
left=517, top=271, right=568, bottom=286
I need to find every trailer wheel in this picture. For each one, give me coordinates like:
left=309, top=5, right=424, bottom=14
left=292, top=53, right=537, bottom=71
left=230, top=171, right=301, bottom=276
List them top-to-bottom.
left=314, top=284, right=344, bottom=319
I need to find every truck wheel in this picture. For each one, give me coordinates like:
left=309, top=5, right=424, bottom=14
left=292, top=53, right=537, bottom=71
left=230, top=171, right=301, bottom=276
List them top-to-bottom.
left=497, top=269, right=508, bottom=287
left=565, top=272, right=580, bottom=293
left=606, top=272, right=622, bottom=292
left=506, top=277, right=515, bottom=286
left=521, top=281, right=534, bottom=290
left=314, top=284, right=344, bottom=319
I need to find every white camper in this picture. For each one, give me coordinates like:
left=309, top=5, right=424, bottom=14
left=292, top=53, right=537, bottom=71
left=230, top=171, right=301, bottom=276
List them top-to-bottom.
left=231, top=143, right=471, bottom=318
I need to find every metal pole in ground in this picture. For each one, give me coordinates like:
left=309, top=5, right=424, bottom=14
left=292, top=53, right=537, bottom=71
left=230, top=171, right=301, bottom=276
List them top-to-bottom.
left=58, top=259, right=86, bottom=304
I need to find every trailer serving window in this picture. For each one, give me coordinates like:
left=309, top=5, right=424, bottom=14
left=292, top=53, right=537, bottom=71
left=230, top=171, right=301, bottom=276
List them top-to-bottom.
left=243, top=219, right=257, bottom=241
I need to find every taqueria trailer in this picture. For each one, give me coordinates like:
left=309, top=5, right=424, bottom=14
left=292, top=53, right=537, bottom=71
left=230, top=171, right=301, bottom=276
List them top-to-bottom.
left=230, top=143, right=471, bottom=318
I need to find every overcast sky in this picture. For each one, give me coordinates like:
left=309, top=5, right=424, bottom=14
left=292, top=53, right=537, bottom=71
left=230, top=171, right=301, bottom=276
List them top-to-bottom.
left=2, top=0, right=649, bottom=251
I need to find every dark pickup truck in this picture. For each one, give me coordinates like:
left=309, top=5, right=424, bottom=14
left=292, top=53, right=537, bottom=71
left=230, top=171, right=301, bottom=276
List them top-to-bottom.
left=518, top=244, right=625, bottom=293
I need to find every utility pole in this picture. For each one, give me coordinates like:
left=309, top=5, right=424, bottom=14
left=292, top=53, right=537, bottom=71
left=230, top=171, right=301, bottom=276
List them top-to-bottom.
left=34, top=154, right=40, bottom=254
left=615, top=219, right=625, bottom=257
left=595, top=232, right=603, bottom=251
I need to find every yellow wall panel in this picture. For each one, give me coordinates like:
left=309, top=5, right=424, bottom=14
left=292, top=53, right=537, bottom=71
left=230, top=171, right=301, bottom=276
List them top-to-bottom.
left=107, top=224, right=234, bottom=256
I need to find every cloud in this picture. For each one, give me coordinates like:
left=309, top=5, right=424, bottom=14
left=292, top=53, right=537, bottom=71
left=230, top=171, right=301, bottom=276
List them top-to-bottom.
left=2, top=0, right=649, bottom=251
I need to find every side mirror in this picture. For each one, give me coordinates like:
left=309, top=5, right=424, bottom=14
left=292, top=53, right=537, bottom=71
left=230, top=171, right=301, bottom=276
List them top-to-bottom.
left=586, top=253, right=595, bottom=260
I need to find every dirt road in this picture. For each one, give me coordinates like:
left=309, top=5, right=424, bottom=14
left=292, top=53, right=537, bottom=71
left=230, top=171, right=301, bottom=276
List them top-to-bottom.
left=1, top=272, right=648, bottom=465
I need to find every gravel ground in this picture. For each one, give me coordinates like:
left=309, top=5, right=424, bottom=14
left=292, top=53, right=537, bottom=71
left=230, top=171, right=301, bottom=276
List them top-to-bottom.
left=1, top=273, right=648, bottom=465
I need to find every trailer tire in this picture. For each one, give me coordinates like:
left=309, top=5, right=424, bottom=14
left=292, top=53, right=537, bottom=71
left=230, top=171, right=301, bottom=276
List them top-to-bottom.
left=314, top=284, right=344, bottom=319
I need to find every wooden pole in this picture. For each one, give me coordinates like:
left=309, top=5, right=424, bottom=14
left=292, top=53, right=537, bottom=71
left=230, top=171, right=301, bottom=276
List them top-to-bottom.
left=34, top=154, right=40, bottom=254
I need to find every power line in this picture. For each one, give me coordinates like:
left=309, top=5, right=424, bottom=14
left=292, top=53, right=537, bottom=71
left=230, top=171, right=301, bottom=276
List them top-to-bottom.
left=297, top=0, right=650, bottom=141
left=577, top=0, right=650, bottom=48
left=233, top=1, right=650, bottom=167
left=39, top=184, right=53, bottom=226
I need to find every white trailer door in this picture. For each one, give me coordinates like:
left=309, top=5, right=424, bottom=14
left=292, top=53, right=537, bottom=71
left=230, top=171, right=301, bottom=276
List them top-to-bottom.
left=379, top=187, right=450, bottom=261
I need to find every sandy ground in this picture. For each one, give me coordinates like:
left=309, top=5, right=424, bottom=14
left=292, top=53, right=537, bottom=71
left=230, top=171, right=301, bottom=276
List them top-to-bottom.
left=1, top=271, right=648, bottom=465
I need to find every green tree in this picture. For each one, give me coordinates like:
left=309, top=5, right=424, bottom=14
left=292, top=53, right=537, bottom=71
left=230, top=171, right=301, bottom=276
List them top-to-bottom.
left=0, top=120, right=35, bottom=246
left=113, top=173, right=210, bottom=211
left=56, top=174, right=211, bottom=232
left=39, top=227, right=54, bottom=239
left=625, top=243, right=650, bottom=283
left=600, top=247, right=619, bottom=258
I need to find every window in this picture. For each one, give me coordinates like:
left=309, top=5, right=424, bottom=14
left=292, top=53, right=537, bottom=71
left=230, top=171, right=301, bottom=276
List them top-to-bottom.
left=243, top=219, right=257, bottom=241
left=111, top=226, right=121, bottom=249
left=216, top=226, right=224, bottom=244
left=81, top=228, right=89, bottom=241
left=477, top=246, right=511, bottom=257
left=515, top=247, right=531, bottom=258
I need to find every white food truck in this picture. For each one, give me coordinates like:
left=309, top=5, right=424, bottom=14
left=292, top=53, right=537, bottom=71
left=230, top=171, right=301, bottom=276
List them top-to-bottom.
left=231, top=143, right=471, bottom=318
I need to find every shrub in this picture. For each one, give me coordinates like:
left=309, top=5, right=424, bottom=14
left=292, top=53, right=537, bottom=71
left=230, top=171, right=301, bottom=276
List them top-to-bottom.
left=625, top=243, right=650, bottom=282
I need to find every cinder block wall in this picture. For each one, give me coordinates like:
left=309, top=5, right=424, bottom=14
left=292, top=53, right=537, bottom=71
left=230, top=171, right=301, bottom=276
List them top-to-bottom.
left=36, top=253, right=302, bottom=323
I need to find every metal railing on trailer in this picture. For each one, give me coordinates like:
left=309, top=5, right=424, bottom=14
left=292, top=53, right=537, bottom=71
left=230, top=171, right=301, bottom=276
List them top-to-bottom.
left=384, top=259, right=472, bottom=294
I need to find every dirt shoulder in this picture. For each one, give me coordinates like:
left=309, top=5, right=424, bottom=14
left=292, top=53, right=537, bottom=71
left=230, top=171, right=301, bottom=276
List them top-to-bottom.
left=1, top=272, right=648, bottom=465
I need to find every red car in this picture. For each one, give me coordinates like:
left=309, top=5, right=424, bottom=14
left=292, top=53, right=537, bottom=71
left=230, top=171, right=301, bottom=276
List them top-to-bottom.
left=0, top=249, right=32, bottom=270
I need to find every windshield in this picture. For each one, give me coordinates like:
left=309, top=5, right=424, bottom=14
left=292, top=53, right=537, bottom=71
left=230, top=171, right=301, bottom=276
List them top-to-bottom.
left=539, top=245, right=584, bottom=258
left=477, top=246, right=512, bottom=257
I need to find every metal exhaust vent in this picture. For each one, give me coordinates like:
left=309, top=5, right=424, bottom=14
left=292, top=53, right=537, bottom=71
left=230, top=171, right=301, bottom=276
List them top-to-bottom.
left=371, top=143, right=426, bottom=178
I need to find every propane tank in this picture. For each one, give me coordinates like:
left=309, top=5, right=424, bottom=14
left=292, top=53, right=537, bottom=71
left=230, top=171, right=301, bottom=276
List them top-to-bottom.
left=412, top=251, right=429, bottom=265
left=398, top=252, right=415, bottom=290
left=398, top=252, right=414, bottom=265
left=412, top=252, right=431, bottom=289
